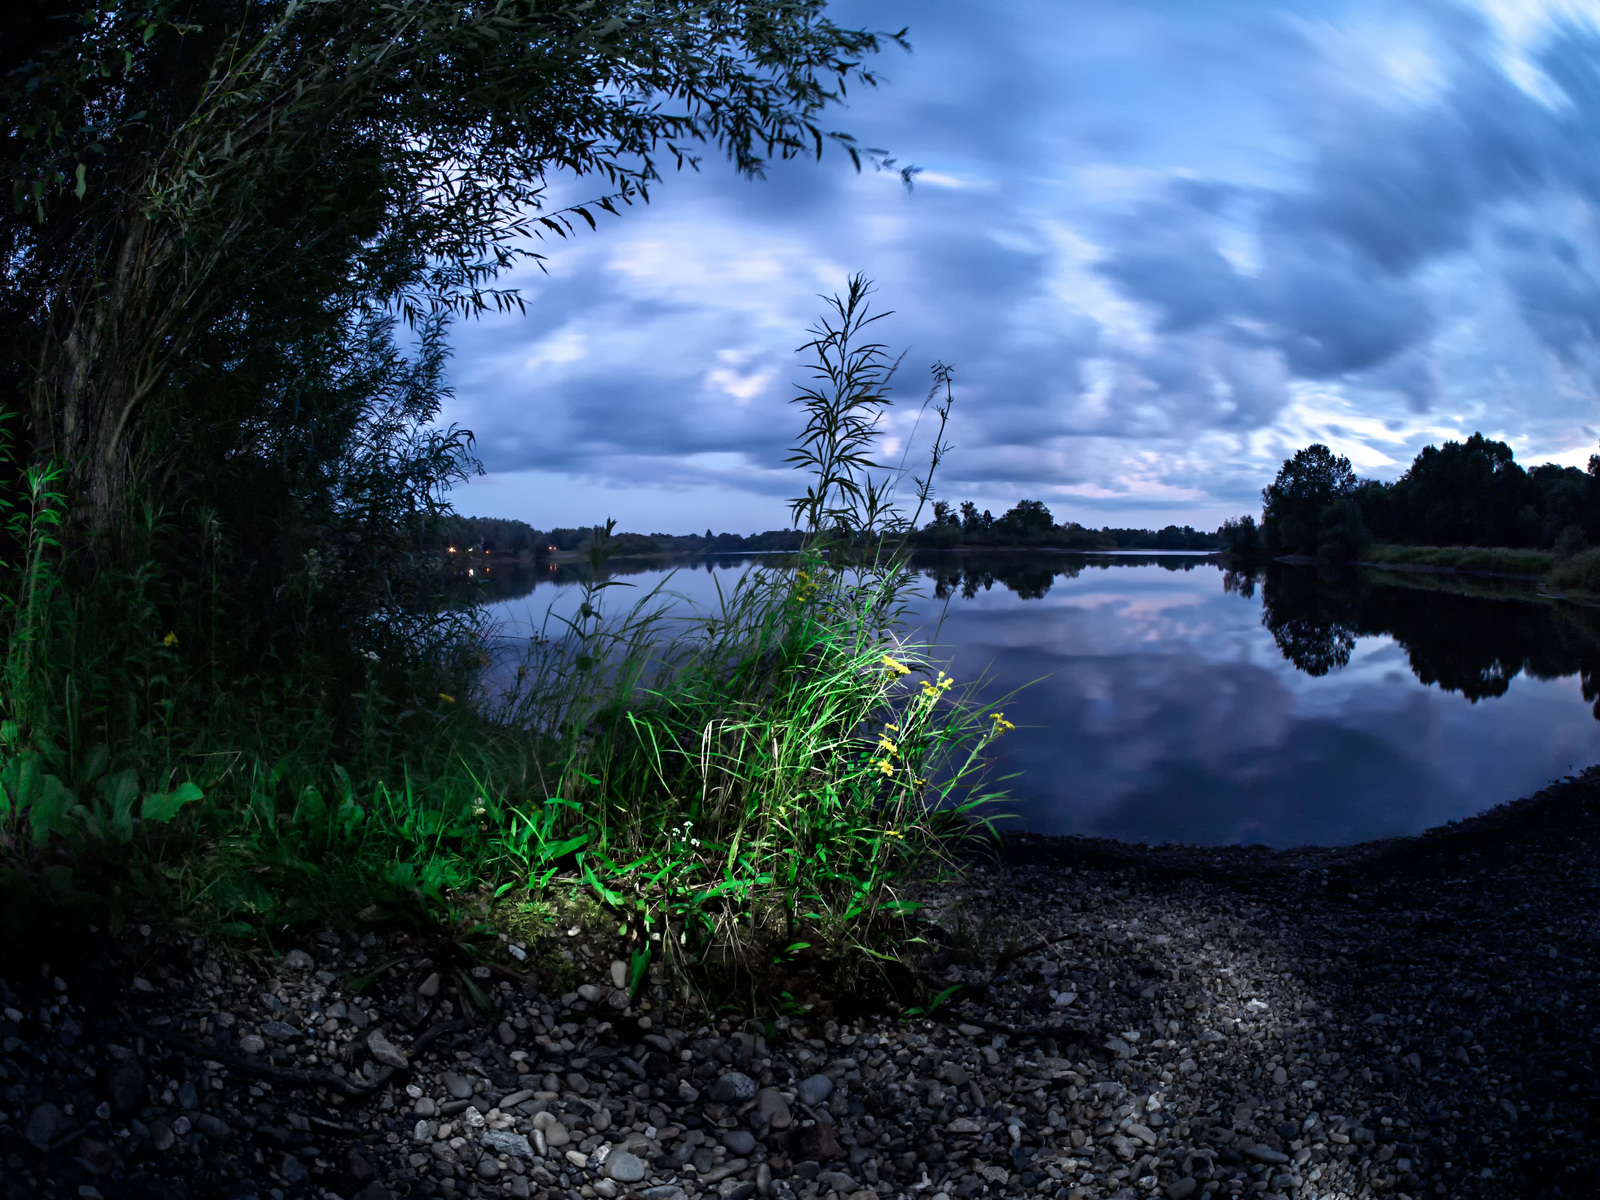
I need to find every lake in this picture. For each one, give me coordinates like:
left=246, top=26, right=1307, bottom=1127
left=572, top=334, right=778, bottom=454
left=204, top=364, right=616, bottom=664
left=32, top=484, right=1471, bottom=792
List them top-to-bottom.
left=475, top=552, right=1600, bottom=848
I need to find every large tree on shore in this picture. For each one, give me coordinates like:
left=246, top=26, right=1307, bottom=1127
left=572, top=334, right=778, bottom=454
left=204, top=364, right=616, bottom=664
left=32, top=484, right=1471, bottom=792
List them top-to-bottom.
left=2, top=0, right=903, bottom=547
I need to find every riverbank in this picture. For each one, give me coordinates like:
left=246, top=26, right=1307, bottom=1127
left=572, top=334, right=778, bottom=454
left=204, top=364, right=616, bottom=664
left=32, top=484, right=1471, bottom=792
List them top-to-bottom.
left=2, top=769, right=1596, bottom=1200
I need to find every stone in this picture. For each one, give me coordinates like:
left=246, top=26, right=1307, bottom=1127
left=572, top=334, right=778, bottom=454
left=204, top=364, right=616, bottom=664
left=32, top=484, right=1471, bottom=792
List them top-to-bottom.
left=284, top=949, right=314, bottom=970
left=610, top=959, right=628, bottom=988
left=417, top=972, right=441, bottom=997
left=578, top=983, right=604, bottom=1002
left=262, top=1020, right=301, bottom=1043
left=498, top=1021, right=517, bottom=1045
left=956, top=1024, right=985, bottom=1037
left=367, top=1028, right=409, bottom=1069
left=1104, top=1036, right=1133, bottom=1059
left=107, top=1061, right=146, bottom=1112
left=938, top=1062, right=970, bottom=1086
left=1272, top=1065, right=1288, bottom=1085
left=443, top=1071, right=475, bottom=1099
left=710, top=1071, right=759, bottom=1104
left=795, top=1074, right=834, bottom=1106
left=178, top=1080, right=199, bottom=1110
left=756, top=1087, right=792, bottom=1130
left=499, top=1088, right=538, bottom=1109
left=414, top=1096, right=437, bottom=1116
left=26, top=1102, right=63, bottom=1148
left=195, top=1114, right=230, bottom=1138
left=148, top=1118, right=175, bottom=1152
left=946, top=1118, right=983, bottom=1134
left=544, top=1122, right=572, bottom=1148
left=791, top=1122, right=839, bottom=1161
left=1127, top=1123, right=1157, bottom=1146
left=721, top=1129, right=757, bottom=1156
left=482, top=1130, right=535, bottom=1161
left=1243, top=1144, right=1290, bottom=1166
left=605, top=1149, right=647, bottom=1182
left=347, top=1150, right=376, bottom=1181
left=280, top=1152, right=310, bottom=1185
left=476, top=1156, right=501, bottom=1180
left=755, top=1162, right=773, bottom=1197
left=816, top=1171, right=857, bottom=1194
left=1165, top=1180, right=1199, bottom=1200
left=353, top=1184, right=393, bottom=1200
left=721, top=1184, right=756, bottom=1200
left=643, top=1188, right=687, bottom=1200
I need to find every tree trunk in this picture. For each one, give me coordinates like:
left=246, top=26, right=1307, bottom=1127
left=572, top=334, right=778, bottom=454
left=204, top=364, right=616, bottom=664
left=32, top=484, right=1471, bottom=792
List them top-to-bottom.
left=31, top=213, right=181, bottom=542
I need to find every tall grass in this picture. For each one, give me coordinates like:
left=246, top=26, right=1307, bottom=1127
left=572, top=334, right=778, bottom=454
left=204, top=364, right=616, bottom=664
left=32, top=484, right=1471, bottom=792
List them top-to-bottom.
left=0, top=277, right=1007, bottom=1000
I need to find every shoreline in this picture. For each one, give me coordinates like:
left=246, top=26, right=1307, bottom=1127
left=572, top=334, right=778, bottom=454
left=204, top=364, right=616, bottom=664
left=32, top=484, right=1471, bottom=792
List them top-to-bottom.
left=2, top=773, right=1596, bottom=1200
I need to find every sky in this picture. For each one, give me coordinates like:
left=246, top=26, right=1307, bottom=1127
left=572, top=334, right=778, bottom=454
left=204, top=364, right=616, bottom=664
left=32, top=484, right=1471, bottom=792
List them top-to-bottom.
left=441, top=0, right=1600, bottom=535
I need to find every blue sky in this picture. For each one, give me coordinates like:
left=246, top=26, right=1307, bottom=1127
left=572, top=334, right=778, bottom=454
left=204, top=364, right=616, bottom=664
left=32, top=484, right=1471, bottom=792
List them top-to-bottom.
left=442, top=0, right=1600, bottom=534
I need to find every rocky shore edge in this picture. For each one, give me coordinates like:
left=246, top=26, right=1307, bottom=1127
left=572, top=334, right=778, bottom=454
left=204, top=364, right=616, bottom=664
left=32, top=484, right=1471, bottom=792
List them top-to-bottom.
left=2, top=768, right=1597, bottom=1200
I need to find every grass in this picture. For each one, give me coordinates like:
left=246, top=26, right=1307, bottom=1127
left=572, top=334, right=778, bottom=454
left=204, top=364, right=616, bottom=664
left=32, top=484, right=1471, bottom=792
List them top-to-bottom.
left=0, top=277, right=1007, bottom=1010
left=1360, top=543, right=1558, bottom=576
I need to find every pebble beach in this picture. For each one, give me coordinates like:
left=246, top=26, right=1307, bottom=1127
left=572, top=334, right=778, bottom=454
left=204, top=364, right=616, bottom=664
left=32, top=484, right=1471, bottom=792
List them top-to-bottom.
left=3, top=768, right=1597, bottom=1200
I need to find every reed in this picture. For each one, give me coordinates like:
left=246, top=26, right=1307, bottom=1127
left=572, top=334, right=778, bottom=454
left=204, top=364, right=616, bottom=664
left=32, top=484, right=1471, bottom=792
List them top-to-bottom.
left=0, top=278, right=1008, bottom=1000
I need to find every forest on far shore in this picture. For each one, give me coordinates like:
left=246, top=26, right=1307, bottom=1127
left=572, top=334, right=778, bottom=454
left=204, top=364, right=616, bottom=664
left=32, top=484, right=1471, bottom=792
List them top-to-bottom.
left=436, top=503, right=1223, bottom=563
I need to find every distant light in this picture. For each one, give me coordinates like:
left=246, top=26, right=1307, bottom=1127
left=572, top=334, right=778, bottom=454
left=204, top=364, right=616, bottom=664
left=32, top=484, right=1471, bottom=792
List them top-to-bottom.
left=449, top=547, right=456, bottom=553
left=468, top=568, right=474, bottom=576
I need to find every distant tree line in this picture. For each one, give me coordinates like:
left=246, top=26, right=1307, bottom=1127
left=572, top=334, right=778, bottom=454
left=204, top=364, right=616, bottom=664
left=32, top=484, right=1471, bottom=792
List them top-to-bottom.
left=1238, top=434, right=1600, bottom=561
left=911, top=498, right=1220, bottom=551
left=439, top=502, right=1224, bottom=563
left=435, top=516, right=806, bottom=560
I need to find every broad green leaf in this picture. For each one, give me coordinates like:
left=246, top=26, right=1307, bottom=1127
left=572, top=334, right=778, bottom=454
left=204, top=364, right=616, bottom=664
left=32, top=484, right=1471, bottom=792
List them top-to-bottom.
left=141, top=781, right=204, bottom=824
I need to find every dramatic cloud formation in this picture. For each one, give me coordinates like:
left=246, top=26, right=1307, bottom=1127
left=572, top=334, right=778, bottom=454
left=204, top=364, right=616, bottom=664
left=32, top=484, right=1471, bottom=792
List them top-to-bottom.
left=443, top=0, right=1600, bottom=532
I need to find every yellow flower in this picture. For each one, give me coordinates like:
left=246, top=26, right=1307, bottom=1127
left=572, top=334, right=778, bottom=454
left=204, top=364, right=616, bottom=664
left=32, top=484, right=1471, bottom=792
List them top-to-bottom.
left=162, top=631, right=178, bottom=647
left=880, top=654, right=911, bottom=677
left=439, top=692, right=456, bottom=704
left=990, top=712, right=1015, bottom=733
left=877, top=734, right=899, bottom=756
left=872, top=758, right=896, bottom=778
left=883, top=829, right=904, bottom=839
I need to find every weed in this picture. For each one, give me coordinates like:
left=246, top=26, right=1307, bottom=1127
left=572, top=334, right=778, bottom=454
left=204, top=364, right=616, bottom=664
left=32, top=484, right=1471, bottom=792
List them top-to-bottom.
left=0, top=277, right=1010, bottom=1013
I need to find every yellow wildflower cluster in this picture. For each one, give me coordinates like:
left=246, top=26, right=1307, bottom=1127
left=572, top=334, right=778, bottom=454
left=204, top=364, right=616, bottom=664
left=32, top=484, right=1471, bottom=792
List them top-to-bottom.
left=881, top=654, right=911, bottom=677
left=920, top=670, right=955, bottom=698
left=990, top=711, right=1015, bottom=733
left=872, top=758, right=896, bottom=778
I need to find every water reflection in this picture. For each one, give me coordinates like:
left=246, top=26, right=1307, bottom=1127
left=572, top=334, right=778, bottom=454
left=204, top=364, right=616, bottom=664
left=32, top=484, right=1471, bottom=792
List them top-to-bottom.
left=476, top=551, right=1600, bottom=846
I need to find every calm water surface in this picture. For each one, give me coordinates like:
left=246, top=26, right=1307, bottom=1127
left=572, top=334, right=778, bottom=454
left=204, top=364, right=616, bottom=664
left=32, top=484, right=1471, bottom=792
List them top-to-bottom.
left=478, top=553, right=1600, bottom=848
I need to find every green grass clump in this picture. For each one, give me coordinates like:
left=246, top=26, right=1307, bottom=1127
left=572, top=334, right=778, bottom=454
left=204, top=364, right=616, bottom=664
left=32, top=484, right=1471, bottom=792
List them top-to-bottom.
left=0, top=276, right=1006, bottom=1003
left=1362, top=543, right=1556, bottom=576
left=1549, top=548, right=1600, bottom=593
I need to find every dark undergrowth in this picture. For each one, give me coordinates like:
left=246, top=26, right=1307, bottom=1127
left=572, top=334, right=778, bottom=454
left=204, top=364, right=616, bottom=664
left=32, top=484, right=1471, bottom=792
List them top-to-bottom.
left=0, top=278, right=1009, bottom=1016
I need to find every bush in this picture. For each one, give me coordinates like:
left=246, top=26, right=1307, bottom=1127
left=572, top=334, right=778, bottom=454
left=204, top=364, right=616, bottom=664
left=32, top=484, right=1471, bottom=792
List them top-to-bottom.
left=1550, top=548, right=1600, bottom=592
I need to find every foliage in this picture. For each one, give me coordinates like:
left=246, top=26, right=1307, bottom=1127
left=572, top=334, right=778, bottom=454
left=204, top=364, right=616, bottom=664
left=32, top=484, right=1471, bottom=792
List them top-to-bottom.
left=2, top=0, right=906, bottom=673
left=0, top=278, right=1007, bottom=1007
left=1260, top=433, right=1600, bottom=559
left=1261, top=444, right=1359, bottom=557
left=1317, top=497, right=1371, bottom=563
left=1220, top=514, right=1264, bottom=559
left=1361, top=544, right=1556, bottom=576
left=1550, top=548, right=1600, bottom=594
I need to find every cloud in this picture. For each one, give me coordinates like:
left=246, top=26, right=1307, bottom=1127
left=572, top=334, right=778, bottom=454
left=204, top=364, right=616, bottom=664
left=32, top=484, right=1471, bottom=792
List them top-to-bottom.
left=439, top=0, right=1600, bottom=531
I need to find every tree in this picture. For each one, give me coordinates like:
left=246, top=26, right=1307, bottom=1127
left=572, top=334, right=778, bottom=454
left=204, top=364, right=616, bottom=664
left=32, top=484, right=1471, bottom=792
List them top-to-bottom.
left=3, top=0, right=906, bottom=547
left=1385, top=434, right=1532, bottom=547
left=1261, top=444, right=1358, bottom=556
left=998, top=498, right=1054, bottom=538
left=1219, top=515, right=1263, bottom=559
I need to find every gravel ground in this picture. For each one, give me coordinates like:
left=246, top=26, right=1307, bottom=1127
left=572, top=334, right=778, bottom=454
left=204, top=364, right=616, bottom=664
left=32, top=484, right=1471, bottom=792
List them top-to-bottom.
left=2, top=768, right=1598, bottom=1200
